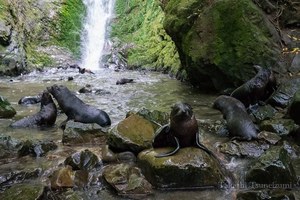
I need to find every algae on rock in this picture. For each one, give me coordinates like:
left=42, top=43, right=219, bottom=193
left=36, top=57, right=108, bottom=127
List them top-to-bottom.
left=111, top=0, right=181, bottom=76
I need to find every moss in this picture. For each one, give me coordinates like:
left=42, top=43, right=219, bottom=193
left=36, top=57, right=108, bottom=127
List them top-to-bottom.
left=54, top=0, right=86, bottom=57
left=112, top=0, right=180, bottom=74
left=25, top=45, right=54, bottom=69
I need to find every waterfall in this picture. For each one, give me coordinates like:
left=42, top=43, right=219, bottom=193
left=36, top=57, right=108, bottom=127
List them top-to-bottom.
left=80, top=0, right=114, bottom=70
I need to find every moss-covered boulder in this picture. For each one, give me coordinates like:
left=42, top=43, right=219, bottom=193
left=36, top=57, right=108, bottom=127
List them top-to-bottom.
left=161, top=0, right=282, bottom=90
left=0, top=96, right=16, bottom=118
left=249, top=104, right=277, bottom=123
left=107, top=114, right=155, bottom=154
left=62, top=120, right=108, bottom=145
left=245, top=146, right=297, bottom=186
left=138, top=147, right=229, bottom=189
left=103, top=163, right=153, bottom=198
left=0, top=183, right=45, bottom=200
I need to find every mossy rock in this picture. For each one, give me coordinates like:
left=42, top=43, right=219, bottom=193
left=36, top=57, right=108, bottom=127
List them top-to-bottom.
left=162, top=0, right=282, bottom=90
left=0, top=96, right=16, bottom=118
left=107, top=114, right=155, bottom=154
left=259, top=118, right=298, bottom=137
left=62, top=120, right=107, bottom=145
left=245, top=146, right=297, bottom=186
left=138, top=147, right=229, bottom=189
left=103, top=163, right=153, bottom=198
left=0, top=183, right=45, bottom=200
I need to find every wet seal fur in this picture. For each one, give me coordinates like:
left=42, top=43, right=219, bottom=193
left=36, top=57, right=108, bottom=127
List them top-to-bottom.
left=231, top=65, right=277, bottom=108
left=47, top=84, right=111, bottom=127
left=10, top=91, right=57, bottom=128
left=18, top=94, right=42, bottom=105
left=213, top=95, right=258, bottom=140
left=152, top=102, right=216, bottom=158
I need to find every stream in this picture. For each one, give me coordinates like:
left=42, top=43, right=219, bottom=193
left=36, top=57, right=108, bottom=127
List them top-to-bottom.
left=0, top=67, right=241, bottom=199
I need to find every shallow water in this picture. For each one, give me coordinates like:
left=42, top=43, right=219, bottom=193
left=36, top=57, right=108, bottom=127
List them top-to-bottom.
left=0, top=68, right=244, bottom=199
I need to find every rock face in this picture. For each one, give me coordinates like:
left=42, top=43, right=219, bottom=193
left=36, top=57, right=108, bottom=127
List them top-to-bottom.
left=161, top=0, right=282, bottom=90
left=138, top=147, right=230, bottom=189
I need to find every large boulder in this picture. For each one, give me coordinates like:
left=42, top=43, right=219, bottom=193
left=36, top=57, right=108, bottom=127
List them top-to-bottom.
left=161, top=0, right=282, bottom=90
left=107, top=114, right=155, bottom=154
left=138, top=147, right=230, bottom=189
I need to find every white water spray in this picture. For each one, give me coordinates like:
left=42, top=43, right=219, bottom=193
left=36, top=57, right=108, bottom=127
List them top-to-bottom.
left=80, top=0, right=114, bottom=70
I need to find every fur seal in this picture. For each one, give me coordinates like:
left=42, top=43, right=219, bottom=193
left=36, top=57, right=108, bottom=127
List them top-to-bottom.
left=231, top=65, right=277, bottom=108
left=116, top=78, right=134, bottom=85
left=47, top=84, right=111, bottom=127
left=10, top=91, right=57, bottom=128
left=18, top=94, right=42, bottom=105
left=213, top=95, right=258, bottom=140
left=152, top=102, right=216, bottom=158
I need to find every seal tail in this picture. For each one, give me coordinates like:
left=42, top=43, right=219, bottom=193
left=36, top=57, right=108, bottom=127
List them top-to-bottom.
left=155, top=136, right=180, bottom=158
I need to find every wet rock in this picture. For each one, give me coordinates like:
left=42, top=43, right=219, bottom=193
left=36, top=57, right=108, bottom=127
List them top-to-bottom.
left=0, top=21, right=11, bottom=46
left=289, top=54, right=300, bottom=74
left=267, top=78, right=300, bottom=108
left=78, top=86, right=92, bottom=93
left=287, top=89, right=300, bottom=125
left=0, top=96, right=16, bottom=118
left=249, top=104, right=277, bottom=123
left=133, top=108, right=169, bottom=129
left=107, top=114, right=155, bottom=154
left=259, top=118, right=298, bottom=137
left=62, top=120, right=107, bottom=145
left=257, top=131, right=281, bottom=145
left=0, top=134, right=22, bottom=159
left=218, top=139, right=270, bottom=158
left=18, top=140, right=57, bottom=157
left=101, top=145, right=117, bottom=163
left=245, top=146, right=297, bottom=186
left=138, top=147, right=229, bottom=189
left=64, top=149, right=101, bottom=171
left=117, top=151, right=137, bottom=164
left=103, top=163, right=153, bottom=198
left=0, top=165, right=42, bottom=188
left=49, top=165, right=74, bottom=189
left=74, top=170, right=89, bottom=188
left=0, top=183, right=45, bottom=200
left=237, top=189, right=296, bottom=200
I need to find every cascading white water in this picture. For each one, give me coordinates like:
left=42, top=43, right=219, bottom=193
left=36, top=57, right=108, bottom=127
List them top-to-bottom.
left=80, top=0, right=114, bottom=70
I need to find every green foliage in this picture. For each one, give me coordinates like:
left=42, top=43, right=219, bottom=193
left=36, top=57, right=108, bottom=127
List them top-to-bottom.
left=0, top=0, right=8, bottom=20
left=55, top=0, right=86, bottom=57
left=112, top=0, right=180, bottom=73
left=26, top=45, right=54, bottom=69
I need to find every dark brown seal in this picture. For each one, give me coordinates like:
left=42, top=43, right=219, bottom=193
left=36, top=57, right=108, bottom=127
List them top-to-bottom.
left=231, top=65, right=277, bottom=108
left=47, top=84, right=111, bottom=127
left=10, top=91, right=57, bottom=128
left=213, top=95, right=258, bottom=140
left=152, top=102, right=215, bottom=158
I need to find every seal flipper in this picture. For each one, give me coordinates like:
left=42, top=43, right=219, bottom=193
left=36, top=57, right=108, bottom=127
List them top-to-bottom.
left=195, top=132, right=219, bottom=160
left=154, top=136, right=180, bottom=158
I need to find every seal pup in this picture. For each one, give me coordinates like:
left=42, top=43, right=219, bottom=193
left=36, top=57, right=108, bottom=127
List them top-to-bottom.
left=231, top=65, right=277, bottom=108
left=116, top=78, right=134, bottom=85
left=47, top=84, right=111, bottom=127
left=10, top=91, right=57, bottom=128
left=18, top=94, right=42, bottom=105
left=213, top=95, right=258, bottom=140
left=152, top=102, right=216, bottom=158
